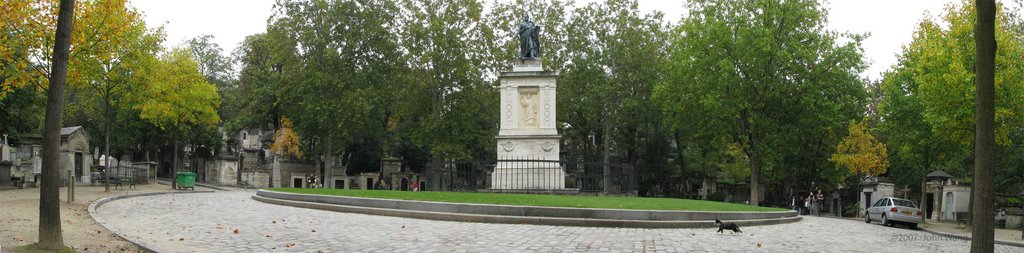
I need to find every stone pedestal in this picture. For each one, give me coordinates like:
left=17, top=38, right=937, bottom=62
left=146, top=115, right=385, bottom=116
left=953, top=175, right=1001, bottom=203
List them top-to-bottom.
left=492, top=59, right=563, bottom=190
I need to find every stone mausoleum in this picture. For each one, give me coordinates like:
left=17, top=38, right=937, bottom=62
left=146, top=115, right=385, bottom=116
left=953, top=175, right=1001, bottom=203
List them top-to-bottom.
left=859, top=176, right=895, bottom=215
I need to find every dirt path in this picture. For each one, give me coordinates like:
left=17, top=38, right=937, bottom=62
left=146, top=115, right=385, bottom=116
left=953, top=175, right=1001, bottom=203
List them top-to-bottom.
left=1, top=183, right=176, bottom=252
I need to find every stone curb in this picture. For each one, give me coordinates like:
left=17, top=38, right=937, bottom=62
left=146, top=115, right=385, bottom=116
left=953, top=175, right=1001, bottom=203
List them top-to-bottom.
left=155, top=178, right=233, bottom=191
left=193, top=182, right=234, bottom=191
left=88, top=190, right=215, bottom=253
left=256, top=190, right=798, bottom=220
left=253, top=191, right=802, bottom=228
left=918, top=226, right=1024, bottom=248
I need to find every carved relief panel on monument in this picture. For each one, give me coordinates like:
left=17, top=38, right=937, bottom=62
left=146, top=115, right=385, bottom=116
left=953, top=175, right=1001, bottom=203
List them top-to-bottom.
left=518, top=87, right=540, bottom=129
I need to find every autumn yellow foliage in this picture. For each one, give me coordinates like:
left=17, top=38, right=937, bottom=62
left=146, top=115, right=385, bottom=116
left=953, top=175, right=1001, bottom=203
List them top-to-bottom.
left=0, top=0, right=151, bottom=99
left=270, top=117, right=302, bottom=158
left=830, top=120, right=889, bottom=179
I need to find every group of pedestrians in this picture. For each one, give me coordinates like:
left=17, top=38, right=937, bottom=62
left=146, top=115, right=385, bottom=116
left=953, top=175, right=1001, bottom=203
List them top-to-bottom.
left=306, top=174, right=321, bottom=188
left=792, top=190, right=825, bottom=215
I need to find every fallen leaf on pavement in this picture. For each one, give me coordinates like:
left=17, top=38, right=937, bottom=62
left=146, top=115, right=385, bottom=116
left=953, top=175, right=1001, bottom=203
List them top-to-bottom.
left=233, top=228, right=239, bottom=234
left=311, top=230, right=316, bottom=232
left=179, top=237, right=185, bottom=241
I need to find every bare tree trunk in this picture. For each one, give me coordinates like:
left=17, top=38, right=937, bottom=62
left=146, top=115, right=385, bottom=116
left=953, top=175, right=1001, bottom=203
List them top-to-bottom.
left=38, top=0, right=76, bottom=250
left=971, top=0, right=996, bottom=252
left=104, top=108, right=111, bottom=192
left=739, top=110, right=760, bottom=206
left=602, top=114, right=611, bottom=193
left=674, top=130, right=686, bottom=195
left=172, top=132, right=179, bottom=189
left=749, top=147, right=761, bottom=206
left=920, top=153, right=931, bottom=223
left=920, top=175, right=927, bottom=223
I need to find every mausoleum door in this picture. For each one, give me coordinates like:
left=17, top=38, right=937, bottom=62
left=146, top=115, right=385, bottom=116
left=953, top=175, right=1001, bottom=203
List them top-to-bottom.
left=74, top=152, right=83, bottom=178
left=863, top=192, right=872, bottom=212
left=945, top=192, right=954, bottom=220
left=926, top=193, right=934, bottom=219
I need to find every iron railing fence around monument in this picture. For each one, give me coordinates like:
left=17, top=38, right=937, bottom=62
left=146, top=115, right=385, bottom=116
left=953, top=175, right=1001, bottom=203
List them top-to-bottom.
left=428, top=158, right=636, bottom=195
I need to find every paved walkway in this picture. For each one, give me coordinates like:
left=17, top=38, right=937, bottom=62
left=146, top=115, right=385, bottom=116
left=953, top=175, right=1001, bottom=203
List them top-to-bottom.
left=95, top=191, right=1024, bottom=252
left=918, top=221, right=1024, bottom=246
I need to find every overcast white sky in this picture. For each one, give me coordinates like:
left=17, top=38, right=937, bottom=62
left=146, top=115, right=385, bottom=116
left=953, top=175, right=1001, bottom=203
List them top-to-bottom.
left=130, top=0, right=959, bottom=80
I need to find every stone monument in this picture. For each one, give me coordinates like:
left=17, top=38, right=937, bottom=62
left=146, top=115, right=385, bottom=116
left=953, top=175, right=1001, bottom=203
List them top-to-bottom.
left=492, top=14, right=563, bottom=190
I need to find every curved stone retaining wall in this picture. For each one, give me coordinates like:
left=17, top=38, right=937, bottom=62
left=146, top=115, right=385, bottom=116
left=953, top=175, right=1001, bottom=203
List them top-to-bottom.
left=255, top=190, right=800, bottom=228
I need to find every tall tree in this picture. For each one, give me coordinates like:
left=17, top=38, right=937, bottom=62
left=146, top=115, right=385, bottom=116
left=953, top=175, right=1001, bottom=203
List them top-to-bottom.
left=1, top=0, right=128, bottom=97
left=1, top=0, right=166, bottom=166
left=38, top=0, right=75, bottom=250
left=70, top=0, right=161, bottom=191
left=261, top=0, right=411, bottom=178
left=396, top=0, right=495, bottom=162
left=557, top=0, right=669, bottom=193
left=664, top=0, right=867, bottom=205
left=881, top=0, right=1024, bottom=227
left=971, top=0, right=996, bottom=250
left=227, top=33, right=283, bottom=133
left=185, top=34, right=237, bottom=123
left=185, top=34, right=233, bottom=85
left=137, top=48, right=221, bottom=188
left=0, top=85, right=45, bottom=140
left=270, top=116, right=302, bottom=158
left=830, top=119, right=889, bottom=181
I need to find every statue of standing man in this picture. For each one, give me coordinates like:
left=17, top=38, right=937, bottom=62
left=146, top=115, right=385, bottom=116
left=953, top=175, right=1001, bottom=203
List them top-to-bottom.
left=518, top=13, right=541, bottom=59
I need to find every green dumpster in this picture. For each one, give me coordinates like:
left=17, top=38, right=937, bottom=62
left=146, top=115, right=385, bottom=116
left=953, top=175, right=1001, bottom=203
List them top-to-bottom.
left=175, top=172, right=196, bottom=190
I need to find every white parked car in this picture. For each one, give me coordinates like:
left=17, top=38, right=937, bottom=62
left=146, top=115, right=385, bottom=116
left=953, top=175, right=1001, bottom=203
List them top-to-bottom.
left=865, top=197, right=922, bottom=229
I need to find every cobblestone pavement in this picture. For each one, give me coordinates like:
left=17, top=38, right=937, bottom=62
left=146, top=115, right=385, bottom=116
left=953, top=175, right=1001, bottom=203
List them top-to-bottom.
left=95, top=191, right=1024, bottom=253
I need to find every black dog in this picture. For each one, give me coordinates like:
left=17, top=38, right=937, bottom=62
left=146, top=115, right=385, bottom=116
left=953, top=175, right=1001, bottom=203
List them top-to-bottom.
left=715, top=219, right=742, bottom=234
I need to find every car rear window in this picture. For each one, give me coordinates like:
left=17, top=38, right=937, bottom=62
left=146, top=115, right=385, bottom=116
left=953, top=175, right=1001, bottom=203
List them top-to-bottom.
left=893, top=199, right=917, bottom=208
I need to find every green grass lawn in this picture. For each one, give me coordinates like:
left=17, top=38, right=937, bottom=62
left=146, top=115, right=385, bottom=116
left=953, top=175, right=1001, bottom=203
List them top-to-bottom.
left=269, top=188, right=787, bottom=212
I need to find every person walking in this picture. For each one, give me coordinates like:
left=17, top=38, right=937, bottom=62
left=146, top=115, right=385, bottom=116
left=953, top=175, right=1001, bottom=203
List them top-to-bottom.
left=816, top=190, right=824, bottom=216
left=791, top=194, right=797, bottom=211
left=805, top=194, right=812, bottom=215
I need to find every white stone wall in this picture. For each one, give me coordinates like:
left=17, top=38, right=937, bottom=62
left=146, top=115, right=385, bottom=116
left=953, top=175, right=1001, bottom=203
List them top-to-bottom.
left=203, top=159, right=238, bottom=186
left=273, top=161, right=316, bottom=188
left=241, top=171, right=270, bottom=188
left=860, top=182, right=895, bottom=214
left=941, top=185, right=971, bottom=220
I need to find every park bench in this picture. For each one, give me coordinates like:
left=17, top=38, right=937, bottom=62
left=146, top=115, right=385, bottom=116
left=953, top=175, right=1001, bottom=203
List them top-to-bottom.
left=113, top=176, right=136, bottom=190
left=239, top=180, right=252, bottom=190
left=954, top=212, right=968, bottom=228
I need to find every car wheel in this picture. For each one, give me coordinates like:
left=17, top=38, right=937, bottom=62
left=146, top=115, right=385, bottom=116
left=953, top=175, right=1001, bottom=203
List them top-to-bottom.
left=865, top=212, right=871, bottom=223
left=882, top=214, right=890, bottom=226
left=909, top=223, right=918, bottom=229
